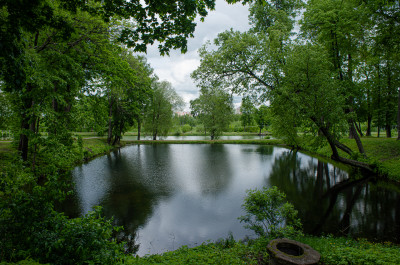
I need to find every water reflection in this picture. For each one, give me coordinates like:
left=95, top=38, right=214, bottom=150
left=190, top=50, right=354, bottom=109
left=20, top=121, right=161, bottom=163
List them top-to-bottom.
left=65, top=145, right=400, bottom=255
left=268, top=151, right=400, bottom=243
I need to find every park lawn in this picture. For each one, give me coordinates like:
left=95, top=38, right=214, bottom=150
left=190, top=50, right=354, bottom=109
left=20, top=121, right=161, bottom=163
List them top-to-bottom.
left=310, top=137, right=400, bottom=181
left=81, top=138, right=114, bottom=157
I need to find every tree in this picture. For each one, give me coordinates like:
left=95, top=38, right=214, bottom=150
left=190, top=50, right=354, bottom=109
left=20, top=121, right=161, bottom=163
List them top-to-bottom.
left=0, top=0, right=220, bottom=161
left=192, top=0, right=376, bottom=170
left=301, top=0, right=372, bottom=152
left=362, top=0, right=400, bottom=139
left=0, top=2, right=113, bottom=160
left=103, top=52, right=153, bottom=145
left=126, top=56, right=155, bottom=141
left=144, top=81, right=183, bottom=140
left=190, top=86, right=234, bottom=140
left=71, top=94, right=108, bottom=134
left=240, top=96, right=255, bottom=132
left=254, top=105, right=270, bottom=135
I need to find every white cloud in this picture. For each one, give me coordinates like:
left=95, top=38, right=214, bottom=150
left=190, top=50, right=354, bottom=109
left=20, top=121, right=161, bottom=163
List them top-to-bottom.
left=145, top=0, right=251, bottom=111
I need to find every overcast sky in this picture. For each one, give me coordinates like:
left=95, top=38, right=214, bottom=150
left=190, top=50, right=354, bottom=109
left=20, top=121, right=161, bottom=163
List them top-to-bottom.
left=145, top=0, right=251, bottom=111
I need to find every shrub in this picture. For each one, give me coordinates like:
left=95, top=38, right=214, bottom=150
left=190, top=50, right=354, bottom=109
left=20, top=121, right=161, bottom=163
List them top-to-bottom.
left=181, top=124, right=192, bottom=133
left=0, top=142, right=123, bottom=264
left=238, top=186, right=303, bottom=238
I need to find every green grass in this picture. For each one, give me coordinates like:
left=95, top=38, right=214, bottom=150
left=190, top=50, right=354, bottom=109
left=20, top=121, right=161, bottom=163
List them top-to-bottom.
left=308, top=137, right=400, bottom=181
left=81, top=138, right=114, bottom=158
left=121, top=235, right=400, bottom=265
left=300, top=235, right=400, bottom=265
left=124, top=242, right=263, bottom=265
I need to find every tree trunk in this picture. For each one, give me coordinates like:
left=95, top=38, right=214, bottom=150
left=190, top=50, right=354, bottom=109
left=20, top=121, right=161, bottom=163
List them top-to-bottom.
left=18, top=83, right=34, bottom=161
left=107, top=97, right=113, bottom=145
left=366, top=115, right=372, bottom=136
left=32, top=117, right=41, bottom=170
left=312, top=117, right=371, bottom=171
left=137, top=118, right=141, bottom=140
left=18, top=120, right=30, bottom=161
left=349, top=121, right=366, bottom=156
left=355, top=122, right=363, bottom=137
left=386, top=123, right=392, bottom=138
left=153, top=126, right=157, bottom=140
left=349, top=127, right=355, bottom=139
left=112, top=136, right=120, bottom=146
left=334, top=140, right=353, bottom=156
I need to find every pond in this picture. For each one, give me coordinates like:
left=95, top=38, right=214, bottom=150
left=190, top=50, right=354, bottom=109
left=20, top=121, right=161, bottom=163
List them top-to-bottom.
left=63, top=144, right=400, bottom=256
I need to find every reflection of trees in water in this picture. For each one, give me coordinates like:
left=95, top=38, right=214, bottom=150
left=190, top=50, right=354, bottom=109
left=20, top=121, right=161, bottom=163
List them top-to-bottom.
left=197, top=145, right=233, bottom=195
left=255, top=145, right=274, bottom=156
left=101, top=146, right=176, bottom=253
left=268, top=150, right=400, bottom=243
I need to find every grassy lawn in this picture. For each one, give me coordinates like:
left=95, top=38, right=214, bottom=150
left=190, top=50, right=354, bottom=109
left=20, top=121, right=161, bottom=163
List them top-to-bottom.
left=311, top=137, right=400, bottom=181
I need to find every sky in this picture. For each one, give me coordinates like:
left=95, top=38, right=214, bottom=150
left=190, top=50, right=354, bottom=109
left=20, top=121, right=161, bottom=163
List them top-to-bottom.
left=145, top=0, right=251, bottom=111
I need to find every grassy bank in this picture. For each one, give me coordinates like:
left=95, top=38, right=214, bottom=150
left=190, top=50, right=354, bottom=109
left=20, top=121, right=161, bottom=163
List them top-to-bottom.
left=301, top=137, right=400, bottom=182
left=122, top=235, right=400, bottom=265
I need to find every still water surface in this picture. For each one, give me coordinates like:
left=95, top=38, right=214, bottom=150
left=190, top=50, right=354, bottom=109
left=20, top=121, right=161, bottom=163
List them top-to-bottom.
left=65, top=144, right=400, bottom=255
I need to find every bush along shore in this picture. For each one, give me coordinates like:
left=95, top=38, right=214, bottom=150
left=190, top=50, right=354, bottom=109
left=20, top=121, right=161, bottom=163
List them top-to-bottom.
left=1, top=136, right=399, bottom=264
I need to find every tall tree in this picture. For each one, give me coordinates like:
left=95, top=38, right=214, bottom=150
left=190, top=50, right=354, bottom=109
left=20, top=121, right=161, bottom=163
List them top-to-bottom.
left=301, top=0, right=372, bottom=152
left=362, top=0, right=400, bottom=139
left=101, top=51, right=153, bottom=145
left=144, top=81, right=183, bottom=140
left=190, top=86, right=234, bottom=140
left=240, top=96, right=255, bottom=132
left=254, top=105, right=270, bottom=135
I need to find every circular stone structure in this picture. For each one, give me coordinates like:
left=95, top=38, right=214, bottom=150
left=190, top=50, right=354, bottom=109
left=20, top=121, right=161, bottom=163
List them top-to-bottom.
left=266, top=238, right=320, bottom=265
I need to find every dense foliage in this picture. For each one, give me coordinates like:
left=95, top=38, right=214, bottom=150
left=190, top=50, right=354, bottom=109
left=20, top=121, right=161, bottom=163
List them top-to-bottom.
left=0, top=0, right=223, bottom=263
left=192, top=0, right=400, bottom=171
left=0, top=138, right=124, bottom=264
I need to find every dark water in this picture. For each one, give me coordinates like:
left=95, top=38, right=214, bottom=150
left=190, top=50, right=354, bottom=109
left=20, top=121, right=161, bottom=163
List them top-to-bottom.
left=64, top=144, right=400, bottom=255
